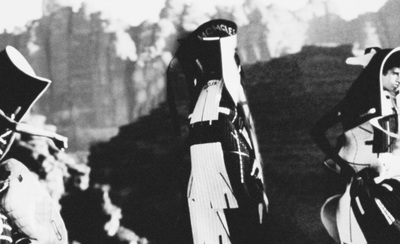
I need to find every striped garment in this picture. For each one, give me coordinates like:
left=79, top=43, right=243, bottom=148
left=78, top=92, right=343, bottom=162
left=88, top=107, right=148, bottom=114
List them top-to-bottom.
left=0, top=212, right=12, bottom=244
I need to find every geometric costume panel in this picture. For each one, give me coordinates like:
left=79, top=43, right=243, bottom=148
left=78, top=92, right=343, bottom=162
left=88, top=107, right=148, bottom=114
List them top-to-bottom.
left=188, top=142, right=238, bottom=209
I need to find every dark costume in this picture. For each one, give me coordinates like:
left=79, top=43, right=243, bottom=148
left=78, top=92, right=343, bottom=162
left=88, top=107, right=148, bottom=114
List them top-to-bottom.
left=167, top=19, right=268, bottom=244
left=311, top=47, right=400, bottom=243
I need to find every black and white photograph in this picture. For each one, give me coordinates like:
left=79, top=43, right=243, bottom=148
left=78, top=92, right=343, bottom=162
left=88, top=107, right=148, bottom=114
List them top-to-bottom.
left=0, top=0, right=397, bottom=243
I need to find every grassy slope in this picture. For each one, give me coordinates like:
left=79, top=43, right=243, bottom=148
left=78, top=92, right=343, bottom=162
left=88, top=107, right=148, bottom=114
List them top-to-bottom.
left=89, top=45, right=363, bottom=243
left=243, top=45, right=362, bottom=243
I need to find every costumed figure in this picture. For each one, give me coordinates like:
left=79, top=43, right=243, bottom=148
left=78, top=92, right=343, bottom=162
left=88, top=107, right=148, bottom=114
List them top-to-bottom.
left=167, top=19, right=268, bottom=244
left=0, top=46, right=68, bottom=244
left=311, top=47, right=400, bottom=243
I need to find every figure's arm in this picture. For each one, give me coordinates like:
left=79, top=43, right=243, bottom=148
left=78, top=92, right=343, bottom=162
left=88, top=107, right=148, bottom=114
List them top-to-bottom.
left=166, top=58, right=181, bottom=136
left=237, top=86, right=263, bottom=176
left=237, top=86, right=269, bottom=213
left=310, top=104, right=354, bottom=178
left=310, top=106, right=341, bottom=161
left=0, top=110, right=68, bottom=150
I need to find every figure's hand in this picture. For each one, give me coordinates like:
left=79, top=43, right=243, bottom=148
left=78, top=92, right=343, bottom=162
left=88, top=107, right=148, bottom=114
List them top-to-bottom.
left=52, top=134, right=68, bottom=151
left=335, top=157, right=356, bottom=183
left=341, top=165, right=356, bottom=183
left=350, top=167, right=380, bottom=200
left=354, top=167, right=379, bottom=188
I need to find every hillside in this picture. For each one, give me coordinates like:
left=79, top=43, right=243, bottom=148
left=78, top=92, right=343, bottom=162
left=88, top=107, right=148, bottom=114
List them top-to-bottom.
left=88, top=44, right=363, bottom=243
left=243, top=45, right=361, bottom=243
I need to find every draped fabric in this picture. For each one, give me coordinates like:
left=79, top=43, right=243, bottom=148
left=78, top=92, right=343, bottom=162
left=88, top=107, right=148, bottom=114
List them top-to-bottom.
left=0, top=159, right=68, bottom=244
left=350, top=173, right=400, bottom=243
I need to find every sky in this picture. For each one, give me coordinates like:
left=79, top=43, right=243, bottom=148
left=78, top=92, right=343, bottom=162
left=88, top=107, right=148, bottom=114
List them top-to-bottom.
left=0, top=0, right=389, bottom=32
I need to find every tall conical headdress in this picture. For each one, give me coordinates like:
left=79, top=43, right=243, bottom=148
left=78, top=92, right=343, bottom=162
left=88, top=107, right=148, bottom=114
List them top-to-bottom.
left=0, top=46, right=50, bottom=123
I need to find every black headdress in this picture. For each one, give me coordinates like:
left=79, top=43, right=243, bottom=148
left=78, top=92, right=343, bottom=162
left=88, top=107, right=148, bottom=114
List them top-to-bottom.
left=167, top=19, right=239, bottom=135
left=0, top=46, right=50, bottom=123
left=0, top=46, right=54, bottom=158
left=339, top=48, right=399, bottom=130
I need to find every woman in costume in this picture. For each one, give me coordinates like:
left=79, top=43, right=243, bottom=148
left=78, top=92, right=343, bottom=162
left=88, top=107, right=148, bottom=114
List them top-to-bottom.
left=167, top=19, right=268, bottom=244
left=0, top=46, right=68, bottom=244
left=311, top=47, right=400, bottom=243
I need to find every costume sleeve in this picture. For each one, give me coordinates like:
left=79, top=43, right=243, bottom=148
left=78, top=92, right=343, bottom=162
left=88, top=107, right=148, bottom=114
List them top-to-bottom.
left=310, top=103, right=347, bottom=167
